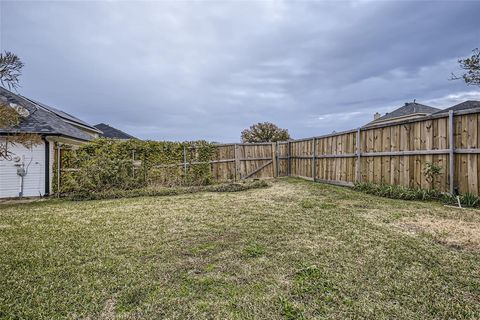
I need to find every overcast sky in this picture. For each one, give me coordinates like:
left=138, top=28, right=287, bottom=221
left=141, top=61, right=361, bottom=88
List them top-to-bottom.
left=1, top=1, right=480, bottom=141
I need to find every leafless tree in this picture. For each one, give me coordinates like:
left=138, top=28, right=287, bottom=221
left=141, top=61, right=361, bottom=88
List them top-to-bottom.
left=451, top=48, right=480, bottom=86
left=0, top=51, right=24, bottom=91
left=0, top=51, right=41, bottom=160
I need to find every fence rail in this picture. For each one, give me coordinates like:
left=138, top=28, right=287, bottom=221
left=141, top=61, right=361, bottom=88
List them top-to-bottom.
left=59, top=109, right=480, bottom=195
left=205, top=109, right=480, bottom=195
left=278, top=109, right=480, bottom=195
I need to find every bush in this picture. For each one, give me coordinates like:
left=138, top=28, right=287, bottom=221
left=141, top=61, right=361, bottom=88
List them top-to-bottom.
left=55, top=139, right=216, bottom=194
left=67, top=180, right=270, bottom=201
left=353, top=182, right=480, bottom=208
left=353, top=182, right=443, bottom=201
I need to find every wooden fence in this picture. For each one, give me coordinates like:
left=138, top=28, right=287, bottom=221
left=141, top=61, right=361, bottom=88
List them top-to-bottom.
left=206, top=108, right=480, bottom=196
left=57, top=109, right=480, bottom=195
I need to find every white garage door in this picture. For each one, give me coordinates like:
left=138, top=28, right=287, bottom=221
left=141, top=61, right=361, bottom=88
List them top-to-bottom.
left=0, top=141, right=46, bottom=198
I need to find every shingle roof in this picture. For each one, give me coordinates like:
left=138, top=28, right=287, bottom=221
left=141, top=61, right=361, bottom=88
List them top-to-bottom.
left=0, top=86, right=94, bottom=141
left=25, top=98, right=100, bottom=132
left=433, top=100, right=480, bottom=115
left=364, top=102, right=440, bottom=127
left=94, top=123, right=137, bottom=140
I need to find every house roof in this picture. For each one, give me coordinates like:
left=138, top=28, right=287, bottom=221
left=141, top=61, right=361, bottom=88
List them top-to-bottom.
left=0, top=86, right=94, bottom=141
left=25, top=98, right=101, bottom=133
left=433, top=100, right=480, bottom=115
left=364, top=102, right=440, bottom=127
left=94, top=123, right=137, bottom=140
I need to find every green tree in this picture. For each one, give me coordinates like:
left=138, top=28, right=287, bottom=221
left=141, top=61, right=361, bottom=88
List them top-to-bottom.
left=451, top=48, right=480, bottom=86
left=241, top=122, right=290, bottom=143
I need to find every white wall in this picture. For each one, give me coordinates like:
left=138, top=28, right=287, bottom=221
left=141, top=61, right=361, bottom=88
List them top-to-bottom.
left=0, top=138, right=46, bottom=198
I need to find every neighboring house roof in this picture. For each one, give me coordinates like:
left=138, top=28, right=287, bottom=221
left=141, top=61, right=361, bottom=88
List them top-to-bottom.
left=0, top=86, right=94, bottom=141
left=433, top=100, right=480, bottom=115
left=364, top=102, right=440, bottom=127
left=94, top=123, right=137, bottom=140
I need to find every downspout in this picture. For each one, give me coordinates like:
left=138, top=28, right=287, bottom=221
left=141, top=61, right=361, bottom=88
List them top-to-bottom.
left=42, top=136, right=50, bottom=197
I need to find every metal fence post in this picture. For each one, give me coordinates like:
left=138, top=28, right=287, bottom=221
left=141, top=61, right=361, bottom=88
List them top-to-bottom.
left=448, top=110, right=455, bottom=194
left=355, top=128, right=361, bottom=183
left=312, top=137, right=316, bottom=181
left=276, top=141, right=279, bottom=177
left=288, top=141, right=292, bottom=176
left=56, top=144, right=61, bottom=197
left=234, top=144, right=239, bottom=181
left=183, top=145, right=187, bottom=176
left=132, top=150, right=136, bottom=179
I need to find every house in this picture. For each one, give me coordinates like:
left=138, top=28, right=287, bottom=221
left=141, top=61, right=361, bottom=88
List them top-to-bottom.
left=0, top=86, right=101, bottom=198
left=432, top=100, right=480, bottom=115
left=363, top=101, right=440, bottom=127
left=94, top=123, right=137, bottom=140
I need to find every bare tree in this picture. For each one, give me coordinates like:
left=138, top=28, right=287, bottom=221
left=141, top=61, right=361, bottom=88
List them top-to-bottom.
left=451, top=48, right=480, bottom=86
left=0, top=51, right=24, bottom=91
left=0, top=51, right=41, bottom=160
left=241, top=122, right=290, bottom=143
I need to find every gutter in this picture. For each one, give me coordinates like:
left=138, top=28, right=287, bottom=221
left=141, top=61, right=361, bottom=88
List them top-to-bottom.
left=0, top=132, right=92, bottom=143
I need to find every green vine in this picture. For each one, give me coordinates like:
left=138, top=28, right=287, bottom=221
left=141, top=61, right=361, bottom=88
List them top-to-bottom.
left=56, top=139, right=216, bottom=194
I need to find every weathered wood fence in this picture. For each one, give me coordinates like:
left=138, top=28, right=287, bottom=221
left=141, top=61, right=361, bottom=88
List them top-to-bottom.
left=57, top=109, right=480, bottom=195
left=207, top=109, right=480, bottom=195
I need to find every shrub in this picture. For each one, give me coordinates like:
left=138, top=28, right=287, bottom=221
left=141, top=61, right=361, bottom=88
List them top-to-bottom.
left=54, top=139, right=216, bottom=194
left=424, top=162, right=442, bottom=189
left=67, top=180, right=270, bottom=201
left=353, top=182, right=480, bottom=208
left=353, top=182, right=443, bottom=201
left=459, top=193, right=480, bottom=208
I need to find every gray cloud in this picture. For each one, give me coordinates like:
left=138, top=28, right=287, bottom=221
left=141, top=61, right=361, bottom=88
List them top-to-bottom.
left=1, top=0, right=479, bottom=141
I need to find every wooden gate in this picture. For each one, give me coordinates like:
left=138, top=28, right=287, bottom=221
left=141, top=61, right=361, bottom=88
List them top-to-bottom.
left=210, top=143, right=277, bottom=181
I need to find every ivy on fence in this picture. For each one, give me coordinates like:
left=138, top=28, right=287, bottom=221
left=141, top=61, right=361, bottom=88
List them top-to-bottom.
left=54, top=139, right=216, bottom=194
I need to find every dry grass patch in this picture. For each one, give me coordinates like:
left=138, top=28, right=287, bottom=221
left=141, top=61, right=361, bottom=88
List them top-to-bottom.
left=0, top=178, right=479, bottom=319
left=396, top=215, right=480, bottom=251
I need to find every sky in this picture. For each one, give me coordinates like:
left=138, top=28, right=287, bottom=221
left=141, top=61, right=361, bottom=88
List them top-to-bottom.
left=1, top=0, right=480, bottom=142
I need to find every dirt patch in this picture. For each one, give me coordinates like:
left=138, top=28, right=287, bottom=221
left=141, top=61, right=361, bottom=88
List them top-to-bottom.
left=396, top=216, right=480, bottom=251
left=98, top=299, right=116, bottom=320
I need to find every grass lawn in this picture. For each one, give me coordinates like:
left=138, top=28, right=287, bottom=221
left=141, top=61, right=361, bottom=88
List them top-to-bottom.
left=1, top=178, right=480, bottom=319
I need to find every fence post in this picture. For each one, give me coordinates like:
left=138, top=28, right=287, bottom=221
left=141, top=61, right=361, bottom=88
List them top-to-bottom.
left=448, top=110, right=455, bottom=194
left=355, top=128, right=361, bottom=183
left=312, top=137, right=316, bottom=181
left=288, top=141, right=292, bottom=176
left=272, top=142, right=277, bottom=178
left=276, top=142, right=279, bottom=177
left=56, top=144, right=61, bottom=197
left=234, top=144, right=240, bottom=181
left=183, top=145, right=187, bottom=176
left=132, top=150, right=136, bottom=179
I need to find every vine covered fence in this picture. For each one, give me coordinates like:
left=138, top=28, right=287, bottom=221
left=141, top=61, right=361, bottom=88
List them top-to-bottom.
left=57, top=108, right=480, bottom=196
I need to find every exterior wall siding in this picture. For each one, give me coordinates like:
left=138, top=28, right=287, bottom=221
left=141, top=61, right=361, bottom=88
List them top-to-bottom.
left=0, top=138, right=46, bottom=198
